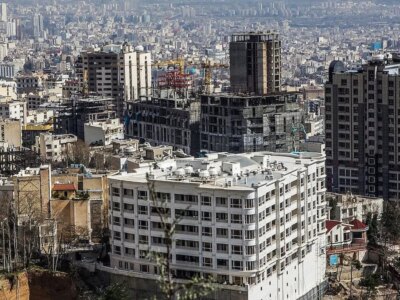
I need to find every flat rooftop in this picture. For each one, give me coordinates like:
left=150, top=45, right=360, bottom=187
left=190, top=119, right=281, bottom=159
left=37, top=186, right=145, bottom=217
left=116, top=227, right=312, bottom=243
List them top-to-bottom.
left=110, top=151, right=325, bottom=191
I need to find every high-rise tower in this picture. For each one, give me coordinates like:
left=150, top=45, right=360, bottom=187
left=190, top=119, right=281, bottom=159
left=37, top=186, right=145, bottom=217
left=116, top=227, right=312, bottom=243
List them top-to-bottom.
left=0, top=3, right=7, bottom=22
left=33, top=14, right=43, bottom=38
left=230, top=32, right=281, bottom=95
left=78, top=43, right=152, bottom=118
left=325, top=54, right=400, bottom=200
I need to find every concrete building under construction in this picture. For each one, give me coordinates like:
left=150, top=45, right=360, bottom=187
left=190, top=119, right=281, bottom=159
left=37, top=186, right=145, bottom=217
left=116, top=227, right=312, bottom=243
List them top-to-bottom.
left=230, top=32, right=281, bottom=95
left=200, top=93, right=303, bottom=153
left=125, top=95, right=200, bottom=155
left=54, top=96, right=116, bottom=141
left=0, top=144, right=40, bottom=176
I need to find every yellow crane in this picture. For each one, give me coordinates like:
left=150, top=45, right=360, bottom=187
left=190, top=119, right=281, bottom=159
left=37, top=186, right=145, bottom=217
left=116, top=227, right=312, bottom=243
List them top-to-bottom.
left=153, top=58, right=185, bottom=74
left=198, top=60, right=229, bottom=94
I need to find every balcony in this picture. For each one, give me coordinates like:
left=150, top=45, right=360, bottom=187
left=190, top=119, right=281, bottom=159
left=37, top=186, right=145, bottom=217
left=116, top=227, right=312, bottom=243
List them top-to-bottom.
left=326, top=241, right=367, bottom=255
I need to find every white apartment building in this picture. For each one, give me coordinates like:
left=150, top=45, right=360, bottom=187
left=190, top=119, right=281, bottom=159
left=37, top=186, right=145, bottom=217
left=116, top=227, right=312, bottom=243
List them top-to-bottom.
left=123, top=45, right=152, bottom=102
left=0, top=99, right=27, bottom=124
left=26, top=109, right=54, bottom=124
left=84, top=118, right=124, bottom=146
left=34, top=133, right=77, bottom=162
left=109, top=151, right=327, bottom=300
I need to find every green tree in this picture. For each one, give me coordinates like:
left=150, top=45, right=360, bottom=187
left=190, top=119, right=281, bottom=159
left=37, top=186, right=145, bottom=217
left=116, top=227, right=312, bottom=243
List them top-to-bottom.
left=328, top=195, right=338, bottom=220
left=379, top=202, right=400, bottom=274
left=381, top=202, right=400, bottom=243
left=366, top=212, right=378, bottom=245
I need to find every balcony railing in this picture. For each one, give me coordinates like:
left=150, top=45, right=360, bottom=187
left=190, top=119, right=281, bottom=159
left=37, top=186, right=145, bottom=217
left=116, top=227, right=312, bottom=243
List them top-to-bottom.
left=326, top=242, right=367, bottom=255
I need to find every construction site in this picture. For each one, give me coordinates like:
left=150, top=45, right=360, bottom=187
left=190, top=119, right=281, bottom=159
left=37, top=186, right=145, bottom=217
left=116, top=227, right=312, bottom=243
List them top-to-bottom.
left=0, top=144, right=41, bottom=176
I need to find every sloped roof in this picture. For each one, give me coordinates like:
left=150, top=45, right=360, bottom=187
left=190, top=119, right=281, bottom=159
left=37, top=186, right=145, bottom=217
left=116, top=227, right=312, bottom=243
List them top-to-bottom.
left=52, top=183, right=76, bottom=191
left=349, top=219, right=368, bottom=231
left=326, top=220, right=341, bottom=233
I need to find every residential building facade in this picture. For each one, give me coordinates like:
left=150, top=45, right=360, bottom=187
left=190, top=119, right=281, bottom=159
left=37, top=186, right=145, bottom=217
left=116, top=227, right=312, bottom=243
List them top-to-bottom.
left=78, top=43, right=151, bottom=117
left=325, top=55, right=400, bottom=199
left=84, top=118, right=124, bottom=146
left=34, top=132, right=77, bottom=162
left=108, top=151, right=327, bottom=300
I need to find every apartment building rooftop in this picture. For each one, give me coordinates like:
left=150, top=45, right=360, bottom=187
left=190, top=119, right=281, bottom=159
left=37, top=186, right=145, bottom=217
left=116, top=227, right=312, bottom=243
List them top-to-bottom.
left=111, top=151, right=325, bottom=190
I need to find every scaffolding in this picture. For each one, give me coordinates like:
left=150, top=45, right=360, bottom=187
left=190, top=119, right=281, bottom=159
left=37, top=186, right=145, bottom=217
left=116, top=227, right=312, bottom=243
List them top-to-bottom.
left=0, top=146, right=41, bottom=176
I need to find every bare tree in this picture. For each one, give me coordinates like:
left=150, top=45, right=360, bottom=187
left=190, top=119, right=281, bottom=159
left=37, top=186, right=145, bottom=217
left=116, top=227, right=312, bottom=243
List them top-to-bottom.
left=65, top=139, right=91, bottom=166
left=146, top=173, right=216, bottom=300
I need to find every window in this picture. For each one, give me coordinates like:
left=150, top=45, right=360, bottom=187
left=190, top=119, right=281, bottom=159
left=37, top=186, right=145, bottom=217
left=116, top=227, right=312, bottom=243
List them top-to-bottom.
left=112, top=187, right=120, bottom=196
left=123, top=188, right=133, bottom=197
left=137, top=190, right=147, bottom=200
left=156, top=192, right=170, bottom=202
left=201, top=196, right=211, bottom=206
left=216, top=197, right=227, bottom=207
left=230, top=198, right=242, bottom=208
left=245, top=199, right=254, bottom=208
left=112, top=202, right=120, bottom=211
left=124, top=203, right=134, bottom=213
left=138, top=205, right=148, bottom=215
left=175, top=209, right=198, bottom=219
left=202, top=211, right=212, bottom=221
left=216, top=212, right=228, bottom=222
left=231, top=214, right=242, bottom=224
left=245, top=214, right=255, bottom=224
left=113, top=216, right=120, bottom=226
left=124, top=218, right=134, bottom=227
left=138, top=220, right=148, bottom=230
left=202, top=227, right=212, bottom=236
left=216, top=228, right=228, bottom=238
left=231, top=229, right=242, bottom=239
left=245, top=230, right=255, bottom=240
left=114, top=231, right=121, bottom=240
left=124, top=233, right=134, bottom=242
left=139, top=235, right=148, bottom=245
left=176, top=240, right=198, bottom=249
left=202, top=242, right=212, bottom=252
left=217, top=244, right=228, bottom=253
left=113, top=245, right=121, bottom=255
left=231, top=245, right=243, bottom=255
left=246, top=245, right=255, bottom=255
left=124, top=247, right=135, bottom=257
left=139, top=250, right=148, bottom=259
left=203, top=257, right=213, bottom=267
left=217, top=259, right=228, bottom=267
left=232, top=261, right=243, bottom=270
left=246, top=261, right=255, bottom=271
left=140, top=265, right=149, bottom=272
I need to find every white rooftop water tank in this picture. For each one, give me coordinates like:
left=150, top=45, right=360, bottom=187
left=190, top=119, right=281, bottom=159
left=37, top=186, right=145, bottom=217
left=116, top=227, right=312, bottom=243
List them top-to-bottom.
left=175, top=168, right=186, bottom=177
left=199, top=170, right=210, bottom=178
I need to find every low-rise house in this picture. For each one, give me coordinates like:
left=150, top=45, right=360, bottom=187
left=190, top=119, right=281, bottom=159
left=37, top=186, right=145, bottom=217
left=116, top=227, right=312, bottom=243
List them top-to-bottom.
left=84, top=118, right=124, bottom=146
left=33, top=132, right=77, bottom=162
left=327, top=192, right=383, bottom=223
left=326, top=219, right=368, bottom=258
